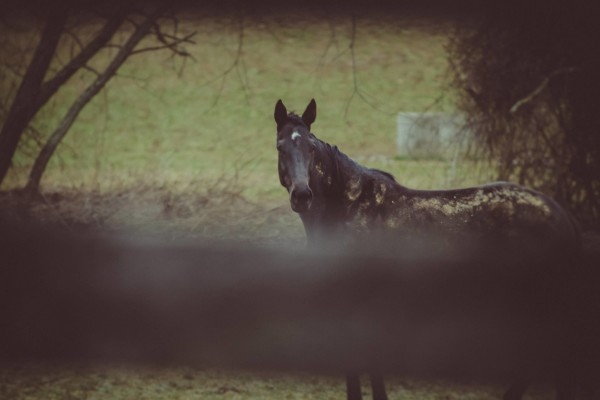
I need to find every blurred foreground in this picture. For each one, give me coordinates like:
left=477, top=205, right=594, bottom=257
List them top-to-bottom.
left=1, top=215, right=599, bottom=398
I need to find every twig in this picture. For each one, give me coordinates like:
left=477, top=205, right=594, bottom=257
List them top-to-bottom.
left=344, top=14, right=358, bottom=117
left=200, top=15, right=249, bottom=110
left=344, top=15, right=393, bottom=118
left=314, top=17, right=338, bottom=77
left=143, top=21, right=197, bottom=58
left=152, top=24, right=196, bottom=45
left=65, top=28, right=85, bottom=53
left=130, top=31, right=196, bottom=58
left=2, top=62, right=25, bottom=78
left=82, top=64, right=102, bottom=77
left=510, top=67, right=578, bottom=114
left=26, top=124, right=45, bottom=146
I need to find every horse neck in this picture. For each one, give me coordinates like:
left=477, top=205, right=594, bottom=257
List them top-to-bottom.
left=314, top=140, right=365, bottom=200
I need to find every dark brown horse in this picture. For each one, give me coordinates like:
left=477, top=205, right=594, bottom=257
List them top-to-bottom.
left=274, top=99, right=580, bottom=400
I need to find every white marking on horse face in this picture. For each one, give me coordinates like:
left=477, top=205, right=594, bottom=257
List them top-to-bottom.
left=291, top=131, right=301, bottom=141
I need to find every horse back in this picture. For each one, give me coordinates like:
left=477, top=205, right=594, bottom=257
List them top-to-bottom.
left=343, top=178, right=579, bottom=254
left=406, top=181, right=580, bottom=250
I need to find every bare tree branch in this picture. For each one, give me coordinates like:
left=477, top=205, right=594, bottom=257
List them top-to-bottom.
left=2, top=3, right=195, bottom=190
left=24, top=5, right=168, bottom=196
left=36, top=10, right=128, bottom=111
left=343, top=14, right=359, bottom=117
left=199, top=15, right=249, bottom=109
left=343, top=15, right=392, bottom=119
left=314, top=18, right=338, bottom=74
left=65, top=28, right=85, bottom=53
left=154, top=30, right=195, bottom=44
left=130, top=31, right=196, bottom=57
left=2, top=62, right=26, bottom=78
left=82, top=64, right=102, bottom=77
left=510, top=67, right=578, bottom=114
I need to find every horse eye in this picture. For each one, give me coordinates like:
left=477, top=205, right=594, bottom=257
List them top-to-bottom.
left=276, top=141, right=284, bottom=151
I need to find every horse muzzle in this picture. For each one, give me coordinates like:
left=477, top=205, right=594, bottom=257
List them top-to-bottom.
left=290, top=185, right=313, bottom=213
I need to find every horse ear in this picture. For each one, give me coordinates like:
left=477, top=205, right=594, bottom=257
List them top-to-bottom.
left=274, top=99, right=288, bottom=128
left=302, top=99, right=317, bottom=128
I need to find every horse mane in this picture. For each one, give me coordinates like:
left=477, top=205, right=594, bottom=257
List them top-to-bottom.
left=286, top=112, right=309, bottom=129
left=313, top=138, right=343, bottom=191
left=318, top=139, right=397, bottom=183
left=371, top=169, right=396, bottom=182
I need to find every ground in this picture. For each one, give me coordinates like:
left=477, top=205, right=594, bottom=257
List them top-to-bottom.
left=1, top=365, right=557, bottom=400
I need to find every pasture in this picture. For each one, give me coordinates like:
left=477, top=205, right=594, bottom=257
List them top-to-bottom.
left=0, top=13, right=557, bottom=400
left=2, top=14, right=494, bottom=238
left=2, top=366, right=557, bottom=400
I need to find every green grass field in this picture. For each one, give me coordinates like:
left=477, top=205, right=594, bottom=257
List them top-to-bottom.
left=0, top=14, right=551, bottom=400
left=3, top=14, right=496, bottom=234
left=4, top=15, right=490, bottom=200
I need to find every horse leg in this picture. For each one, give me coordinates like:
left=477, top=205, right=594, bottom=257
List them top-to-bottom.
left=346, top=373, right=362, bottom=400
left=370, top=373, right=388, bottom=400
left=503, top=379, right=529, bottom=400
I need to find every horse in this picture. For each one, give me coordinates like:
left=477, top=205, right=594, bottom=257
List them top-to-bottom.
left=273, top=98, right=580, bottom=400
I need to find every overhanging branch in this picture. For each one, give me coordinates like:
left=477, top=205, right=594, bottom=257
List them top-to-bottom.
left=510, top=67, right=578, bottom=114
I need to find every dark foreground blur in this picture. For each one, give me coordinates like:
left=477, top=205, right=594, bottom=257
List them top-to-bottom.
left=1, top=219, right=599, bottom=395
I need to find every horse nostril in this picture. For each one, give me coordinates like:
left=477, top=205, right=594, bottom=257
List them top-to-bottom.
left=290, top=187, right=313, bottom=212
left=293, top=188, right=313, bottom=203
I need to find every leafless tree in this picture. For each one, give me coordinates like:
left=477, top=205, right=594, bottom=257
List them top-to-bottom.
left=0, top=2, right=195, bottom=196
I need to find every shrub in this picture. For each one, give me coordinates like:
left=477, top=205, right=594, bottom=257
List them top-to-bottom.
left=447, top=2, right=600, bottom=228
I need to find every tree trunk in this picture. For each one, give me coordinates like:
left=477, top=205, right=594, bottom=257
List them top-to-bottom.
left=0, top=8, right=68, bottom=186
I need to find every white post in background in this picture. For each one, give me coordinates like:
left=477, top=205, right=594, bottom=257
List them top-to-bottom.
left=396, top=112, right=469, bottom=186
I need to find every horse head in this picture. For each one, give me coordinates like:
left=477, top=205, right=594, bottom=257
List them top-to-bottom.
left=274, top=99, right=318, bottom=213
